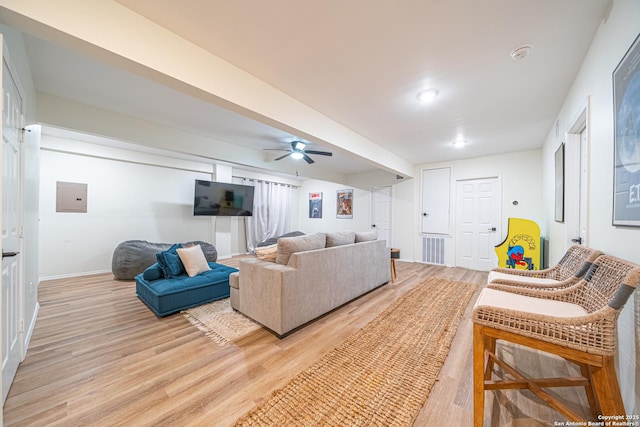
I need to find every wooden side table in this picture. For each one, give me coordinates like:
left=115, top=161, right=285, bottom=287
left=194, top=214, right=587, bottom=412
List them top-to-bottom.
left=390, top=248, right=400, bottom=282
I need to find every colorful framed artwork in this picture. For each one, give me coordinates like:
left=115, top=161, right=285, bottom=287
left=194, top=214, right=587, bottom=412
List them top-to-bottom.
left=613, top=33, right=640, bottom=227
left=336, top=189, right=353, bottom=219
left=309, top=192, right=322, bottom=218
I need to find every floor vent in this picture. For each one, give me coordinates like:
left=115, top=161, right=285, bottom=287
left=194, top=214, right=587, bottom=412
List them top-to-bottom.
left=422, top=236, right=446, bottom=265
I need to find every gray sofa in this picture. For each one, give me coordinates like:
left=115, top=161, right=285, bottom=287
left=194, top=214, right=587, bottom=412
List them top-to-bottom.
left=229, top=231, right=391, bottom=337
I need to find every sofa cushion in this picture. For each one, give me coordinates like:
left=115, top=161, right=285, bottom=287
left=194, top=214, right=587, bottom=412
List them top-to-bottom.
left=355, top=230, right=378, bottom=242
left=257, top=231, right=305, bottom=247
left=326, top=231, right=356, bottom=247
left=275, top=232, right=326, bottom=265
left=255, top=243, right=278, bottom=262
left=156, top=244, right=185, bottom=278
left=177, top=244, right=211, bottom=277
left=142, top=263, right=164, bottom=281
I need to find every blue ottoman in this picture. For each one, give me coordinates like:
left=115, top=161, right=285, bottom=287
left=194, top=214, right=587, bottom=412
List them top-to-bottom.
left=135, top=262, right=238, bottom=317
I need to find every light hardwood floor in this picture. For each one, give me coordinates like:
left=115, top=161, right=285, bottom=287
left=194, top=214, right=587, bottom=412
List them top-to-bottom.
left=3, top=259, right=590, bottom=426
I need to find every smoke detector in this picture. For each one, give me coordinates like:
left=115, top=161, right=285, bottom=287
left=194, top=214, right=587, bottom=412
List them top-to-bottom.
left=510, top=44, right=533, bottom=61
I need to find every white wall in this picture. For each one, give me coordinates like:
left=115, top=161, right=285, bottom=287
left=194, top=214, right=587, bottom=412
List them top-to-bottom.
left=541, top=0, right=640, bottom=413
left=38, top=133, right=305, bottom=278
left=39, top=137, right=215, bottom=278
left=402, top=149, right=543, bottom=264
left=297, top=179, right=372, bottom=235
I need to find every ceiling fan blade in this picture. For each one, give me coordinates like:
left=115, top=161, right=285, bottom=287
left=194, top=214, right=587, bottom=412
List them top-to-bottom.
left=263, top=148, right=291, bottom=152
left=304, top=150, right=332, bottom=156
left=274, top=152, right=293, bottom=161
left=302, top=153, right=315, bottom=164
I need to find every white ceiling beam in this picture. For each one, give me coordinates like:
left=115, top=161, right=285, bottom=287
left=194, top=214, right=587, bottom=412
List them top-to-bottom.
left=0, top=0, right=415, bottom=178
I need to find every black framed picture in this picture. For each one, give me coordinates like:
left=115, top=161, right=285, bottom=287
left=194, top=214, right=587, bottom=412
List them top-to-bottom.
left=613, top=33, right=640, bottom=227
left=554, top=143, right=564, bottom=223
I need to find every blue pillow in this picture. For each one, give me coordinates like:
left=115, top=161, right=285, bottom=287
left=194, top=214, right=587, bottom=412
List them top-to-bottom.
left=156, top=244, right=185, bottom=278
left=142, top=263, right=164, bottom=281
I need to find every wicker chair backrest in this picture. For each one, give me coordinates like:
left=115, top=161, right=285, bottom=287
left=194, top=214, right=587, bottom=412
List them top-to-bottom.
left=551, top=245, right=601, bottom=281
left=574, top=255, right=639, bottom=313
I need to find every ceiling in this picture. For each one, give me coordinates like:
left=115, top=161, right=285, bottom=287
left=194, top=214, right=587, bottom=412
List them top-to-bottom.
left=13, top=1, right=611, bottom=178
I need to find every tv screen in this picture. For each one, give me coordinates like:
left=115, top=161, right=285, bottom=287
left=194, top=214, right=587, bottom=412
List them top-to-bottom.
left=193, top=180, right=255, bottom=216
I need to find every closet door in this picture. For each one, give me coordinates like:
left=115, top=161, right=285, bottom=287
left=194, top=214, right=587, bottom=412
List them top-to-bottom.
left=420, top=168, right=450, bottom=234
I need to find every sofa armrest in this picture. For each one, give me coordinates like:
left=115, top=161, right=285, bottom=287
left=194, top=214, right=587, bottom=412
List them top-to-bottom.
left=235, top=258, right=299, bottom=334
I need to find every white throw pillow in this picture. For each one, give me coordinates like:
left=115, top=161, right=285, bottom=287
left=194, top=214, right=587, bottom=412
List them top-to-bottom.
left=177, top=244, right=211, bottom=277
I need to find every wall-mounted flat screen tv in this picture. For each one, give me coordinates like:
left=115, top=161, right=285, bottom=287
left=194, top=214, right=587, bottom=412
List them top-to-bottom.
left=193, top=179, right=255, bottom=216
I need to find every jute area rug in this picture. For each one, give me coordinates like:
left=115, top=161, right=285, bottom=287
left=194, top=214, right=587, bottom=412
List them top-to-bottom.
left=234, top=277, right=477, bottom=427
left=182, top=298, right=261, bottom=346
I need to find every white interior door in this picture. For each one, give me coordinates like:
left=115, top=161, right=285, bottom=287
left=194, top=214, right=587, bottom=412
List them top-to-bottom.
left=2, top=53, right=24, bottom=403
left=566, top=104, right=588, bottom=247
left=578, top=128, right=588, bottom=245
left=420, top=168, right=450, bottom=234
left=455, top=178, right=501, bottom=271
left=371, top=186, right=391, bottom=246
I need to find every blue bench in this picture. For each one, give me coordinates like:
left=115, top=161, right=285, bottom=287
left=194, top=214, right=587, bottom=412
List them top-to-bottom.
left=135, top=262, right=238, bottom=317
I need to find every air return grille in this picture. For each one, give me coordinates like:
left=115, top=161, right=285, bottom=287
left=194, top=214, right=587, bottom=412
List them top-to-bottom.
left=422, top=236, right=446, bottom=265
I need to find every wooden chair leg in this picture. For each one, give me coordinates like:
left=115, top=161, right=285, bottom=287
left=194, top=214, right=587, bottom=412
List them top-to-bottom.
left=473, top=324, right=486, bottom=427
left=484, top=336, right=497, bottom=381
left=591, top=356, right=625, bottom=417
left=578, top=363, right=600, bottom=418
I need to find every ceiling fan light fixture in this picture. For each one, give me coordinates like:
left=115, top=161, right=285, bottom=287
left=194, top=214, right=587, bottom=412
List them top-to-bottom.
left=417, top=88, right=439, bottom=103
left=293, top=141, right=306, bottom=151
left=291, top=151, right=304, bottom=160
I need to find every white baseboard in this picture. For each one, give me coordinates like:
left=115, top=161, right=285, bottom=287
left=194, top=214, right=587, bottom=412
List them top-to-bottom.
left=40, top=269, right=112, bottom=281
left=23, top=302, right=40, bottom=360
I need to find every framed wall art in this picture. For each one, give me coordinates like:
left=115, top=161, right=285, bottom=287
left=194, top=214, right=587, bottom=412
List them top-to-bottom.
left=613, top=33, right=640, bottom=226
left=336, top=189, right=353, bottom=219
left=309, top=192, right=322, bottom=218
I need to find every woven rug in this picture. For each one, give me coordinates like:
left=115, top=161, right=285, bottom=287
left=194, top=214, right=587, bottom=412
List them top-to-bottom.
left=234, top=277, right=477, bottom=426
left=183, top=298, right=261, bottom=346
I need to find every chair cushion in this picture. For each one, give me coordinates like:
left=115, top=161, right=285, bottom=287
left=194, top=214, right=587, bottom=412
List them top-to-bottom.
left=487, top=271, right=560, bottom=286
left=474, top=288, right=588, bottom=318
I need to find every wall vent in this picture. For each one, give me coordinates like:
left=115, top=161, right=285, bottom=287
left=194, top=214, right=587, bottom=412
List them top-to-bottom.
left=422, top=236, right=446, bottom=265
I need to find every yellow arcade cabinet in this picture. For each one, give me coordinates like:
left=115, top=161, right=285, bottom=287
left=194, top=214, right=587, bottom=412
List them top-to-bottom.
left=494, top=217, right=541, bottom=270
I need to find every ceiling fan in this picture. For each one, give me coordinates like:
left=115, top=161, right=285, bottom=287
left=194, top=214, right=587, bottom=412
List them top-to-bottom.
left=264, top=141, right=332, bottom=164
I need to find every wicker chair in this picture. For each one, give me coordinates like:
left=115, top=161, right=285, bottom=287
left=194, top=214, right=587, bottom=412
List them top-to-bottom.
left=488, top=245, right=603, bottom=291
left=473, top=255, right=640, bottom=426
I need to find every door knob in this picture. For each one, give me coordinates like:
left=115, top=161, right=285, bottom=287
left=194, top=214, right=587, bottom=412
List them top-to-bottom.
left=488, top=227, right=496, bottom=232
left=571, top=237, right=583, bottom=244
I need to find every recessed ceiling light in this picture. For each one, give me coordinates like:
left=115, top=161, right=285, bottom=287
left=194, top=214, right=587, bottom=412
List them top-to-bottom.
left=510, top=44, right=533, bottom=61
left=417, top=89, right=439, bottom=102
left=452, top=139, right=467, bottom=148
